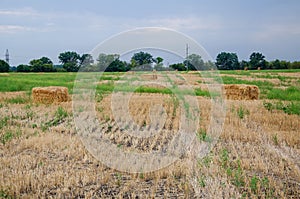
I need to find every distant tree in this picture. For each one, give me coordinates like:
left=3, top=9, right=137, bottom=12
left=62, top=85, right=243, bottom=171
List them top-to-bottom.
left=58, top=51, right=81, bottom=72
left=131, top=51, right=154, bottom=70
left=216, top=52, right=240, bottom=70
left=249, top=52, right=267, bottom=70
left=96, top=53, right=119, bottom=71
left=80, top=54, right=94, bottom=67
left=184, top=54, right=205, bottom=70
left=29, top=57, right=55, bottom=72
left=40, top=57, right=53, bottom=65
left=153, top=57, right=164, bottom=71
left=155, top=57, right=163, bottom=64
left=0, top=59, right=9, bottom=72
left=29, top=59, right=42, bottom=72
left=106, top=59, right=130, bottom=72
left=269, top=59, right=290, bottom=70
left=269, top=59, right=281, bottom=70
left=240, top=60, right=249, bottom=70
left=279, top=60, right=290, bottom=69
left=204, top=61, right=216, bottom=70
left=290, top=61, right=300, bottom=69
left=170, top=63, right=186, bottom=71
left=17, top=64, right=31, bottom=72
left=43, top=64, right=56, bottom=72
left=10, top=66, right=17, bottom=72
left=55, top=67, right=67, bottom=72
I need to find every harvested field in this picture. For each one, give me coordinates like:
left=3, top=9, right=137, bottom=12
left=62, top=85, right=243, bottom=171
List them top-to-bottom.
left=0, top=71, right=299, bottom=198
left=278, top=72, right=300, bottom=78
left=141, top=74, right=158, bottom=80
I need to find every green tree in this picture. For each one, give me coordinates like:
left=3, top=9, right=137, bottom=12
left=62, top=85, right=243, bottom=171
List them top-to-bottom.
left=58, top=51, right=81, bottom=72
left=131, top=51, right=154, bottom=70
left=216, top=52, right=240, bottom=70
left=249, top=52, right=267, bottom=70
left=96, top=53, right=119, bottom=71
left=80, top=54, right=94, bottom=67
left=184, top=54, right=205, bottom=70
left=29, top=57, right=55, bottom=72
left=40, top=57, right=53, bottom=65
left=154, top=57, right=164, bottom=71
left=155, top=57, right=163, bottom=64
left=0, top=59, right=9, bottom=72
left=29, top=59, right=43, bottom=72
left=106, top=59, right=130, bottom=72
left=269, top=59, right=281, bottom=69
left=269, top=59, right=290, bottom=69
left=204, top=60, right=216, bottom=70
left=240, top=60, right=249, bottom=70
left=279, top=60, right=290, bottom=69
left=290, top=61, right=300, bottom=69
left=170, top=63, right=186, bottom=71
left=17, top=64, right=31, bottom=72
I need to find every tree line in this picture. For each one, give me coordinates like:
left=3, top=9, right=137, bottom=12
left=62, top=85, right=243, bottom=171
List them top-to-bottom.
left=0, top=51, right=300, bottom=73
left=215, top=52, right=300, bottom=70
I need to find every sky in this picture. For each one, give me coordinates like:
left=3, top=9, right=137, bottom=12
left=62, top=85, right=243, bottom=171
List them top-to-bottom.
left=1, top=0, right=300, bottom=66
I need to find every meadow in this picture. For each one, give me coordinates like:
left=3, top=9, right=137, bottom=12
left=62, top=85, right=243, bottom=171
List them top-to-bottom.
left=0, top=69, right=299, bottom=198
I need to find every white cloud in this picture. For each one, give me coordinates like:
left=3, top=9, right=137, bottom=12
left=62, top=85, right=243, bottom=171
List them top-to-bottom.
left=0, top=7, right=39, bottom=16
left=0, top=7, right=222, bottom=35
left=113, top=16, right=222, bottom=32
left=147, top=16, right=222, bottom=31
left=0, top=25, right=33, bottom=33
left=0, top=25, right=56, bottom=34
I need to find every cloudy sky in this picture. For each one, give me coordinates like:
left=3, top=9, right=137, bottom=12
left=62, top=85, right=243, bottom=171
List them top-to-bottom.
left=1, top=0, right=300, bottom=66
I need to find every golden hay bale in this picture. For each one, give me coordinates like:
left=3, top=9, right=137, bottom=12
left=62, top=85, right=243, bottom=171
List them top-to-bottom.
left=224, top=84, right=259, bottom=100
left=32, top=86, right=69, bottom=104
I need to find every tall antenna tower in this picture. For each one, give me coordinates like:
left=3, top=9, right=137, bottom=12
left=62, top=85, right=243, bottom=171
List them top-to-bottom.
left=185, top=44, right=189, bottom=59
left=5, top=49, right=9, bottom=65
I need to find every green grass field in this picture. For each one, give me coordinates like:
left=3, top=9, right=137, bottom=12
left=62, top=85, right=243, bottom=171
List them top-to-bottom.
left=0, top=70, right=299, bottom=101
left=0, top=70, right=300, bottom=101
left=0, top=72, right=123, bottom=93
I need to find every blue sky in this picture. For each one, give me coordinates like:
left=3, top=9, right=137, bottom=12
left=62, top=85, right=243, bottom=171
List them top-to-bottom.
left=1, top=0, right=300, bottom=65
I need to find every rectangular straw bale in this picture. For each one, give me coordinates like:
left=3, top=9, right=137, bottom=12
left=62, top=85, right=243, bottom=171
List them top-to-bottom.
left=224, top=84, right=259, bottom=100
left=32, top=86, right=69, bottom=104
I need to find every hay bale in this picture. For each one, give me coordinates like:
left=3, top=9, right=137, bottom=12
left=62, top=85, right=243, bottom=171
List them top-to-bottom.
left=224, top=84, right=259, bottom=100
left=32, top=86, right=69, bottom=104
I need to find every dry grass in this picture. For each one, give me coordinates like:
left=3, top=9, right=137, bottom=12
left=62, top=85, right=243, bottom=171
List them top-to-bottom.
left=0, top=72, right=299, bottom=198
left=141, top=74, right=158, bottom=81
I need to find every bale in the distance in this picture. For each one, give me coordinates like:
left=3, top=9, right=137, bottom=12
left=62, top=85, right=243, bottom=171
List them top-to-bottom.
left=224, top=84, right=259, bottom=100
left=32, top=86, right=69, bottom=104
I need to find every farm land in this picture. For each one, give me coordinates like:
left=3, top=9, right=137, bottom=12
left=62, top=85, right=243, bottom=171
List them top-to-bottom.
left=0, top=69, right=299, bottom=198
